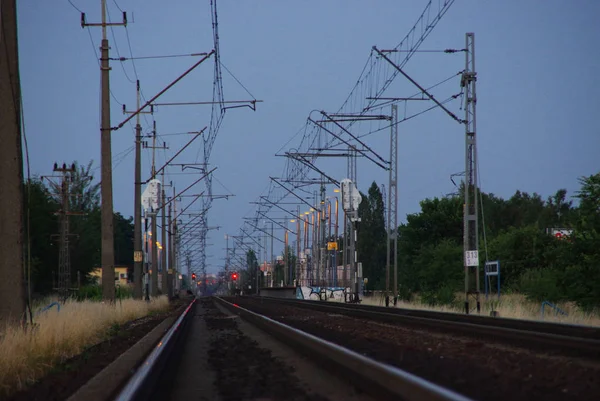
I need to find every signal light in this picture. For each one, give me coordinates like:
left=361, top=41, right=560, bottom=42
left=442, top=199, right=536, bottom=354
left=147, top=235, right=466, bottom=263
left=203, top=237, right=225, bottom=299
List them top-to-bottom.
left=231, top=272, right=238, bottom=281
left=192, top=273, right=196, bottom=280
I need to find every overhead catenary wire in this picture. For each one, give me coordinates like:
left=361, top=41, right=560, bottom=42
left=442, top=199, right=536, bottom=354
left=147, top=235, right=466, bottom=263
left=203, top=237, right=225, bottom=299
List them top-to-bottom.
left=234, top=1, right=459, bottom=255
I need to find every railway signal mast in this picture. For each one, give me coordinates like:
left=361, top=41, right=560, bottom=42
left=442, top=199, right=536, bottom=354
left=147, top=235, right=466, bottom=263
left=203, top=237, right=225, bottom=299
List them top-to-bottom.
left=341, top=179, right=362, bottom=302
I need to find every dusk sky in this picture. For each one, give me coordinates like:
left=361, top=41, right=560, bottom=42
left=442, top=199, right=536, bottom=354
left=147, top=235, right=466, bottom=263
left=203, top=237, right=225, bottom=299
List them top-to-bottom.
left=18, top=1, right=600, bottom=275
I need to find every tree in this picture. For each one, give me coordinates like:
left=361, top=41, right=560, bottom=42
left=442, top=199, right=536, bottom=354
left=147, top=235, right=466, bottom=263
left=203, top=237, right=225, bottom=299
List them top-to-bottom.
left=20, top=160, right=135, bottom=296
left=24, top=178, right=58, bottom=294
left=356, top=182, right=386, bottom=289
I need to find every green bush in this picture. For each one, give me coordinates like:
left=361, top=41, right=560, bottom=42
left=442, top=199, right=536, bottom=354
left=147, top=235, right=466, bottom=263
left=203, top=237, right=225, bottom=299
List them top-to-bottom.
left=514, top=268, right=565, bottom=303
left=76, top=284, right=134, bottom=301
left=77, top=284, right=103, bottom=301
left=421, top=284, right=457, bottom=306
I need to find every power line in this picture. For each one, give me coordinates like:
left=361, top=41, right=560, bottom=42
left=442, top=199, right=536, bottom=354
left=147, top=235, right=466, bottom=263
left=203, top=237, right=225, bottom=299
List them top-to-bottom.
left=67, top=0, right=83, bottom=13
left=106, top=4, right=135, bottom=84
left=85, top=25, right=123, bottom=105
left=115, top=52, right=208, bottom=61
left=220, top=61, right=256, bottom=100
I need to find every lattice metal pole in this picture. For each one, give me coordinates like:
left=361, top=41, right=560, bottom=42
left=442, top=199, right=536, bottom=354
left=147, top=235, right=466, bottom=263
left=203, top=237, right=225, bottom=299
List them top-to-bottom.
left=462, top=32, right=480, bottom=314
left=391, top=104, right=399, bottom=305
left=386, top=105, right=399, bottom=306
left=58, top=171, right=71, bottom=301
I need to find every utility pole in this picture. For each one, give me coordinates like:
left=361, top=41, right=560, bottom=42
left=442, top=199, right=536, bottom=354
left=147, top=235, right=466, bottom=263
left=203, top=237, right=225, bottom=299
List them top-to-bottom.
left=0, top=0, right=26, bottom=323
left=81, top=1, right=127, bottom=302
left=462, top=33, right=480, bottom=314
left=123, top=81, right=153, bottom=299
left=386, top=104, right=399, bottom=307
left=144, top=120, right=167, bottom=296
left=151, top=135, right=158, bottom=296
left=46, top=163, right=87, bottom=302
left=161, top=171, right=168, bottom=296
left=320, top=181, right=326, bottom=286
left=172, top=187, right=178, bottom=292
left=167, top=193, right=173, bottom=298
left=296, top=205, right=301, bottom=287
left=270, top=222, right=274, bottom=287
left=283, top=222, right=288, bottom=286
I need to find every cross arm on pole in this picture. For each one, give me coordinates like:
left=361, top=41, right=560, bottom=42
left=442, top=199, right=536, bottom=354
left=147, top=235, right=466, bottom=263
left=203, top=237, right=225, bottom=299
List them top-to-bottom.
left=373, top=46, right=465, bottom=124
left=113, top=51, right=215, bottom=130
left=320, top=111, right=389, bottom=165
left=308, top=118, right=389, bottom=171
left=144, top=127, right=206, bottom=183
left=284, top=152, right=340, bottom=186
left=155, top=167, right=217, bottom=214
left=270, top=177, right=315, bottom=211
left=256, top=211, right=296, bottom=235
left=243, top=220, right=285, bottom=244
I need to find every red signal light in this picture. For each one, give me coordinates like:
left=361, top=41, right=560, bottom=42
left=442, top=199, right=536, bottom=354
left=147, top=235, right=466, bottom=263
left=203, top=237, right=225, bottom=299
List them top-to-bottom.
left=192, top=273, right=196, bottom=280
left=231, top=273, right=238, bottom=281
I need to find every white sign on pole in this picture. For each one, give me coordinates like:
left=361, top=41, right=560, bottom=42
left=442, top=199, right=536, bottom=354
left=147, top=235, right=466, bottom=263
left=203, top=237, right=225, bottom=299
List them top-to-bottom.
left=341, top=178, right=362, bottom=212
left=142, top=179, right=162, bottom=212
left=341, top=179, right=352, bottom=211
left=351, top=188, right=362, bottom=211
left=465, top=250, right=479, bottom=267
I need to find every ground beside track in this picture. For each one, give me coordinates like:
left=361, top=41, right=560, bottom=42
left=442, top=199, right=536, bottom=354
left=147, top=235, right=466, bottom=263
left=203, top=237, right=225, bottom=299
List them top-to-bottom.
left=7, top=297, right=190, bottom=401
left=232, top=297, right=600, bottom=401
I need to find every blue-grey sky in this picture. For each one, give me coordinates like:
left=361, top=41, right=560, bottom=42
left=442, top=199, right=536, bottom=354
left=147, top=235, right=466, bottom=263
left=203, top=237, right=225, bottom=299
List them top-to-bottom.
left=18, top=1, right=600, bottom=274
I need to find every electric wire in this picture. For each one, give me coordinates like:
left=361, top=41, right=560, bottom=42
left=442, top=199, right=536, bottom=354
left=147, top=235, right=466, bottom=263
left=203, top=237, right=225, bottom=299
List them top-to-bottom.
left=67, top=0, right=83, bottom=13
left=106, top=5, right=136, bottom=84
left=85, top=25, right=123, bottom=106
left=119, top=53, right=207, bottom=61
left=219, top=61, right=256, bottom=100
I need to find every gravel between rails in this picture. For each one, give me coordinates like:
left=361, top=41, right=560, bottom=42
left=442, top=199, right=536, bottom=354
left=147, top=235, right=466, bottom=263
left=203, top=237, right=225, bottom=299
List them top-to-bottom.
left=233, top=297, right=600, bottom=401
left=201, top=298, right=332, bottom=401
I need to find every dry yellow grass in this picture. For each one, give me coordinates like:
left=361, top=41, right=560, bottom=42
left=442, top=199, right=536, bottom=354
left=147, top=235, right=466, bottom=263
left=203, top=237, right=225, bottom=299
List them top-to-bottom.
left=356, top=293, right=600, bottom=327
left=0, top=296, right=169, bottom=396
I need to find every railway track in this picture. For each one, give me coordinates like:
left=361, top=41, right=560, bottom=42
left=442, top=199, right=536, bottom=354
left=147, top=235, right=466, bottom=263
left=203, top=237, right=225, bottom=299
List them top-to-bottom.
left=104, top=295, right=600, bottom=401
left=228, top=295, right=600, bottom=401
left=110, top=296, right=472, bottom=401
left=248, top=296, right=600, bottom=359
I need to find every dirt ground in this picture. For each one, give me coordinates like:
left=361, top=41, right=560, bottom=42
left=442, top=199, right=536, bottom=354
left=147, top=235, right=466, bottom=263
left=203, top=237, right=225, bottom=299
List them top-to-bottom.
left=7, top=297, right=190, bottom=401
left=232, top=297, right=600, bottom=401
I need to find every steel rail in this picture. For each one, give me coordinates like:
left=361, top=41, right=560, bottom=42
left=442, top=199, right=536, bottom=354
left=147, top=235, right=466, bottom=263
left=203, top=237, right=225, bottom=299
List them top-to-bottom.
left=214, top=296, right=472, bottom=401
left=249, top=296, right=600, bottom=359
left=259, top=296, right=600, bottom=339
left=113, top=298, right=196, bottom=401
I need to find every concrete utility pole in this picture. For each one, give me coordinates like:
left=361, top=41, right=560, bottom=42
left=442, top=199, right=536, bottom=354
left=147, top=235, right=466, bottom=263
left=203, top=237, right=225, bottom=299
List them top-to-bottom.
left=0, top=0, right=26, bottom=323
left=100, top=0, right=115, bottom=302
left=82, top=1, right=127, bottom=302
left=462, top=33, right=480, bottom=314
left=123, top=81, right=153, bottom=299
left=144, top=121, right=166, bottom=296
left=151, top=122, right=158, bottom=296
left=161, top=171, right=167, bottom=296
left=320, top=181, right=326, bottom=286
left=172, top=194, right=179, bottom=292
left=167, top=195, right=173, bottom=298
left=296, top=205, right=301, bottom=286
left=284, top=221, right=288, bottom=286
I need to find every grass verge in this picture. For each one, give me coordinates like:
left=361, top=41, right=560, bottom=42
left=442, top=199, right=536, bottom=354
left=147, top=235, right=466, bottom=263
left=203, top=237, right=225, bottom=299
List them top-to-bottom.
left=357, top=293, right=600, bottom=326
left=0, top=296, right=169, bottom=397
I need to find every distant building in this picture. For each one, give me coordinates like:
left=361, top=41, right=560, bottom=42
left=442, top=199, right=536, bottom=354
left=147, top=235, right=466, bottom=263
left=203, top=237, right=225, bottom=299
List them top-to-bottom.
left=89, top=266, right=130, bottom=286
